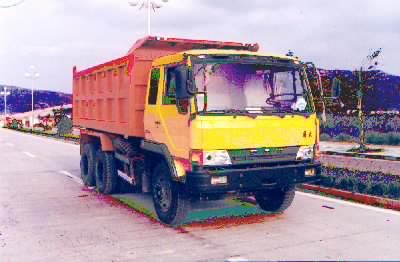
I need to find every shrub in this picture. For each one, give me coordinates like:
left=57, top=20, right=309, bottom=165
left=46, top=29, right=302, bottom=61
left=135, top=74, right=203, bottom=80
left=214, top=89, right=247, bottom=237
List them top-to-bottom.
left=321, top=113, right=400, bottom=145
left=57, top=116, right=73, bottom=136
left=43, top=130, right=56, bottom=136
left=365, top=132, right=400, bottom=145
left=320, top=133, right=332, bottom=141
left=333, top=133, right=358, bottom=142
left=387, top=133, right=400, bottom=145
left=63, top=134, right=80, bottom=140
left=317, top=166, right=400, bottom=199
left=320, top=175, right=335, bottom=187
left=336, top=176, right=350, bottom=190
left=346, top=176, right=357, bottom=192
left=353, top=179, right=368, bottom=194
left=365, top=181, right=384, bottom=197
left=383, top=182, right=400, bottom=199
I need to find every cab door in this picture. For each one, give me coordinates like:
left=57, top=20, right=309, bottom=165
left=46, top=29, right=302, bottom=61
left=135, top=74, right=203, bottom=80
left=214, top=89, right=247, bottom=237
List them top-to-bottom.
left=144, top=66, right=190, bottom=160
left=157, top=66, right=191, bottom=159
left=144, top=67, right=167, bottom=143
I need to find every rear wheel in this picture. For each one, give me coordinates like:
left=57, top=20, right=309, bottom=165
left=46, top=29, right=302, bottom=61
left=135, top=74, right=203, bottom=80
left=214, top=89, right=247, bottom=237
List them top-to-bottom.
left=80, top=143, right=97, bottom=186
left=95, top=150, right=118, bottom=194
left=152, top=162, right=190, bottom=225
left=255, top=185, right=296, bottom=213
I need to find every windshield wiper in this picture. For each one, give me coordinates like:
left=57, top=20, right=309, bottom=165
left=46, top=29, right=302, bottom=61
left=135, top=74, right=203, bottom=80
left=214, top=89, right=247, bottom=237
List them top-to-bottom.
left=260, top=107, right=311, bottom=117
left=203, top=109, right=258, bottom=119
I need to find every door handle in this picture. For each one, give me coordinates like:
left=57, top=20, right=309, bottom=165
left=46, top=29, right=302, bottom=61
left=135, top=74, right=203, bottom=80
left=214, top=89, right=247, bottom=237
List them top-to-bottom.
left=155, top=121, right=161, bottom=125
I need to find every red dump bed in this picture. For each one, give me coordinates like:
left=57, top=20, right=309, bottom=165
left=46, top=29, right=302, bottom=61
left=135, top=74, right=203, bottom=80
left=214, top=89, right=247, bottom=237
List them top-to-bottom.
left=72, top=36, right=259, bottom=138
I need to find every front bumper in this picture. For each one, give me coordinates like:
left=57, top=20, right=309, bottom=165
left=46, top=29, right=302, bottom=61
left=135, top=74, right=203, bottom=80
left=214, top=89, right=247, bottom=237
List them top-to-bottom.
left=185, top=161, right=321, bottom=194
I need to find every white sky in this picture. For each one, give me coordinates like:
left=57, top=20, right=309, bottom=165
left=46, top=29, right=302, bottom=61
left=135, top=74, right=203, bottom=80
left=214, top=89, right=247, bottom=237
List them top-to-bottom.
left=0, top=0, right=399, bottom=92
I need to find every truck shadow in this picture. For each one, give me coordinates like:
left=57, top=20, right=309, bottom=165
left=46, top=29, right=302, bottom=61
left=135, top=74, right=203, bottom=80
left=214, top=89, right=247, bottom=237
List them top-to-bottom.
left=80, top=185, right=284, bottom=230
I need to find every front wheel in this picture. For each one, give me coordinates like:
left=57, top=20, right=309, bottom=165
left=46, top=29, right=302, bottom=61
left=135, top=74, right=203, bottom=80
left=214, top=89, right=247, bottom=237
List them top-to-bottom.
left=151, top=162, right=190, bottom=225
left=255, top=185, right=296, bottom=213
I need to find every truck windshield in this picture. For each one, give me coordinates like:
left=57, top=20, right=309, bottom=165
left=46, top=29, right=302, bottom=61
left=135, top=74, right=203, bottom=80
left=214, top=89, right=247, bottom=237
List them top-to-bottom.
left=193, top=62, right=314, bottom=115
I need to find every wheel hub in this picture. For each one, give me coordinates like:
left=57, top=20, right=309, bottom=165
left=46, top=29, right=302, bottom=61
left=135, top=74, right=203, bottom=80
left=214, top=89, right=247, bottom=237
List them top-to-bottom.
left=154, top=178, right=172, bottom=212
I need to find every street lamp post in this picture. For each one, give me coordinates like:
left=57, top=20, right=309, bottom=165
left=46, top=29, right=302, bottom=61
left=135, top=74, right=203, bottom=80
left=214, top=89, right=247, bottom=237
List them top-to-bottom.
left=0, top=0, right=25, bottom=8
left=128, top=0, right=169, bottom=35
left=24, top=66, right=40, bottom=130
left=1, top=86, right=11, bottom=120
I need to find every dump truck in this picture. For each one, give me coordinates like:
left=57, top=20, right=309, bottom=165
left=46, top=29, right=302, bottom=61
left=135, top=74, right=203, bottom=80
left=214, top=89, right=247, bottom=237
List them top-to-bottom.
left=73, top=36, right=322, bottom=225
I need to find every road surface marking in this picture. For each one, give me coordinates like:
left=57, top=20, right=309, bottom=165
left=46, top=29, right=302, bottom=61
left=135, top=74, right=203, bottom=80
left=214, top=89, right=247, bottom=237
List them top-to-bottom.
left=6, top=142, right=14, bottom=147
left=23, top=151, right=36, bottom=158
left=58, top=170, right=84, bottom=185
left=297, top=191, right=400, bottom=217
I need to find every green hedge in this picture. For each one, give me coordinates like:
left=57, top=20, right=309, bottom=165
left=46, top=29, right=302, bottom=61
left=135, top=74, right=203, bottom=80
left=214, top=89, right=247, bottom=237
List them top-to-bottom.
left=321, top=131, right=400, bottom=145
left=366, top=131, right=400, bottom=145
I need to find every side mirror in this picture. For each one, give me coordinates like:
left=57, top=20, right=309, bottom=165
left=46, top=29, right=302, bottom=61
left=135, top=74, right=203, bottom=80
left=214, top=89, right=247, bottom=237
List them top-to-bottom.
left=305, top=62, right=327, bottom=124
left=174, top=65, right=195, bottom=100
left=187, top=68, right=195, bottom=95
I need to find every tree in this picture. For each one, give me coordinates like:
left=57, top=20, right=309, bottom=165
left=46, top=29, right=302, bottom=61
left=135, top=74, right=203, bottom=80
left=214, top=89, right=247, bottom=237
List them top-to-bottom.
left=354, top=48, right=383, bottom=152
left=57, top=116, right=72, bottom=136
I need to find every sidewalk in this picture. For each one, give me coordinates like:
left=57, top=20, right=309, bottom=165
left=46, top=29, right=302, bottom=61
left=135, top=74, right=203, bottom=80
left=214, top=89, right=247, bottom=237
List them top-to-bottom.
left=319, top=141, right=400, bottom=175
left=320, top=141, right=400, bottom=159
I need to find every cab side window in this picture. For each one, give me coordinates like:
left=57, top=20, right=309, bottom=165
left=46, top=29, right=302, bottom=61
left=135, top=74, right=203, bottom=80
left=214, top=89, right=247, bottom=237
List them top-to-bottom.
left=148, top=68, right=160, bottom=105
left=163, top=68, right=177, bottom=105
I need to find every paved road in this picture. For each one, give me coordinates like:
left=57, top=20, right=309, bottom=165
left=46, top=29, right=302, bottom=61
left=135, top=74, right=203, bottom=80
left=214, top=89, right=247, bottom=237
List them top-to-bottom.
left=1, top=128, right=400, bottom=261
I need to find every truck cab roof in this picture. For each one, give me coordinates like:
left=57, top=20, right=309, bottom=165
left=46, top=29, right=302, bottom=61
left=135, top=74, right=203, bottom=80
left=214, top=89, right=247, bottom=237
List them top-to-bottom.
left=152, top=49, right=300, bottom=67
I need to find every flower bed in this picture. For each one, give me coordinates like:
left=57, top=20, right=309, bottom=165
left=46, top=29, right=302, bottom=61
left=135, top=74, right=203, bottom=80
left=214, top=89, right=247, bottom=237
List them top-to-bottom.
left=320, top=113, right=400, bottom=145
left=2, top=126, right=79, bottom=143
left=313, top=166, right=400, bottom=200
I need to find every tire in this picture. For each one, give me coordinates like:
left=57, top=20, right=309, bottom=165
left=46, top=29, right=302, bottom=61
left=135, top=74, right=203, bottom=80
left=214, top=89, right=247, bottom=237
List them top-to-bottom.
left=80, top=143, right=97, bottom=186
left=95, top=150, right=118, bottom=194
left=152, top=162, right=190, bottom=225
left=255, top=185, right=296, bottom=213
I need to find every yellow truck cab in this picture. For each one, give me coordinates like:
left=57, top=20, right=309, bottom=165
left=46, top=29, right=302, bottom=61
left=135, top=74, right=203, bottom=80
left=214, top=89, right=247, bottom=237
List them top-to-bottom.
left=74, top=36, right=321, bottom=225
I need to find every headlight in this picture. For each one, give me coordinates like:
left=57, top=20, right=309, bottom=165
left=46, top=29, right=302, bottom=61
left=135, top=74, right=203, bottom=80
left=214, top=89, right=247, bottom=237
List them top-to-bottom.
left=296, top=146, right=314, bottom=160
left=203, top=150, right=232, bottom=166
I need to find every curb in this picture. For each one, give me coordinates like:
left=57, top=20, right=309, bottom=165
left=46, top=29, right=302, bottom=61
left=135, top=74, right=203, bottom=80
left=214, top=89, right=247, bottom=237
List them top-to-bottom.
left=3, top=127, right=79, bottom=145
left=27, top=132, right=79, bottom=145
left=322, top=151, right=400, bottom=162
left=300, top=184, right=400, bottom=211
